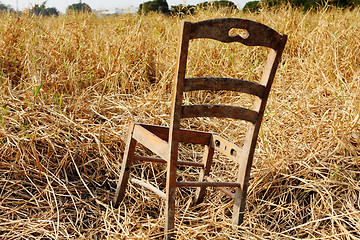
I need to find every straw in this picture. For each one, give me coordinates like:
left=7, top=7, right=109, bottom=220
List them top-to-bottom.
left=1, top=7, right=360, bottom=239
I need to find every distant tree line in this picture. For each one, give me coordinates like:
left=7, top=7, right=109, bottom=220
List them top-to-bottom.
left=2, top=0, right=358, bottom=16
left=138, top=0, right=238, bottom=15
left=139, top=0, right=360, bottom=15
left=243, top=0, right=360, bottom=12
left=0, top=1, right=93, bottom=16
left=0, top=2, right=15, bottom=13
left=31, top=2, right=59, bottom=16
left=31, top=2, right=92, bottom=16
left=66, top=2, right=92, bottom=14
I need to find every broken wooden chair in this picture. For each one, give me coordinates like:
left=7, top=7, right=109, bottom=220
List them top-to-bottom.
left=114, top=18, right=287, bottom=238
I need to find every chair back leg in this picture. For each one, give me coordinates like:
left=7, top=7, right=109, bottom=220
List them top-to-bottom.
left=231, top=123, right=259, bottom=225
left=194, top=145, right=215, bottom=204
left=232, top=184, right=247, bottom=225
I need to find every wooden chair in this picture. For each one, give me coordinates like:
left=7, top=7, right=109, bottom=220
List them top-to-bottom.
left=114, top=18, right=287, bottom=239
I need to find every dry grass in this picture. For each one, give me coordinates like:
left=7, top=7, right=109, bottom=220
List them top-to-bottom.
left=1, top=6, right=360, bottom=239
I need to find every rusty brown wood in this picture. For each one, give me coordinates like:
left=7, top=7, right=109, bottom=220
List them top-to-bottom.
left=113, top=17, right=287, bottom=239
left=190, top=18, right=282, bottom=49
left=164, top=20, right=192, bottom=240
left=232, top=34, right=288, bottom=226
left=184, top=77, right=266, bottom=98
left=181, top=105, right=258, bottom=123
left=113, top=122, right=137, bottom=208
left=139, top=122, right=212, bottom=145
left=132, top=124, right=169, bottom=161
left=210, top=134, right=243, bottom=163
left=194, top=145, right=215, bottom=204
left=133, top=155, right=167, bottom=163
left=134, top=155, right=204, bottom=167
left=177, top=160, right=204, bottom=167
left=176, top=181, right=241, bottom=188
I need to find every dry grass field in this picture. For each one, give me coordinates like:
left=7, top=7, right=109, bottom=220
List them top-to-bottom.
left=1, top=6, right=360, bottom=239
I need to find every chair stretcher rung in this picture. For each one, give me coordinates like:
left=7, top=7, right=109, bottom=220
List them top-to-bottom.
left=134, top=155, right=204, bottom=167
left=134, top=155, right=167, bottom=163
left=178, top=160, right=204, bottom=167
left=205, top=176, right=235, bottom=199
left=130, top=178, right=166, bottom=199
left=176, top=181, right=240, bottom=188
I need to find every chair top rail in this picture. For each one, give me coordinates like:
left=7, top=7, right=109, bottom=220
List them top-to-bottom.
left=189, top=18, right=283, bottom=49
left=183, top=77, right=266, bottom=98
left=181, top=105, right=258, bottom=123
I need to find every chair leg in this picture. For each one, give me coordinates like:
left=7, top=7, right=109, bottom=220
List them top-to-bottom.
left=113, top=123, right=137, bottom=208
left=232, top=123, right=258, bottom=225
left=194, top=145, right=214, bottom=204
left=164, top=149, right=178, bottom=239
left=232, top=157, right=251, bottom=225
left=232, top=184, right=247, bottom=225
left=164, top=186, right=176, bottom=240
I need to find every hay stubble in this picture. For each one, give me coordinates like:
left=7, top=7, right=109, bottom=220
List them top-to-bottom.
left=0, top=7, right=360, bottom=239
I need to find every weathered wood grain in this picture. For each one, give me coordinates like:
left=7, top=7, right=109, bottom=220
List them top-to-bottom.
left=114, top=17, right=287, bottom=239
left=190, top=18, right=282, bottom=49
left=184, top=77, right=265, bottom=98
left=181, top=104, right=258, bottom=123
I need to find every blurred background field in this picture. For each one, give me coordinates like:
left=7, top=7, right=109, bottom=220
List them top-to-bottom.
left=0, top=5, right=360, bottom=239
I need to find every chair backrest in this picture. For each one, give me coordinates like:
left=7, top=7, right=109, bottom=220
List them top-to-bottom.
left=167, top=18, right=287, bottom=163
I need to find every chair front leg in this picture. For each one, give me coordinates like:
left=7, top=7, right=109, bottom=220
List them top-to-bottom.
left=113, top=123, right=137, bottom=208
left=164, top=142, right=179, bottom=240
left=164, top=183, right=176, bottom=240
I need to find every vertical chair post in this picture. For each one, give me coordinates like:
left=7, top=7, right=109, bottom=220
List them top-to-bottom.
left=164, top=21, right=192, bottom=239
left=232, top=35, right=287, bottom=225
left=113, top=122, right=137, bottom=208
left=232, top=123, right=257, bottom=225
left=164, top=142, right=178, bottom=239
left=194, top=144, right=215, bottom=204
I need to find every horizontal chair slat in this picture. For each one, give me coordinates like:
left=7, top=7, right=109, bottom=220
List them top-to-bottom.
left=189, top=18, right=283, bottom=49
left=184, top=77, right=265, bottom=98
left=181, top=105, right=258, bottom=123
left=176, top=181, right=241, bottom=188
